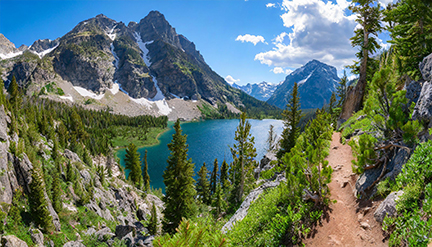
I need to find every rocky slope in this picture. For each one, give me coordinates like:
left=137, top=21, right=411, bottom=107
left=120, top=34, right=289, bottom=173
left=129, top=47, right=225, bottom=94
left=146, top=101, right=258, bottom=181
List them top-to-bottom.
left=0, top=11, right=278, bottom=120
left=267, top=60, right=340, bottom=109
left=232, top=81, right=278, bottom=101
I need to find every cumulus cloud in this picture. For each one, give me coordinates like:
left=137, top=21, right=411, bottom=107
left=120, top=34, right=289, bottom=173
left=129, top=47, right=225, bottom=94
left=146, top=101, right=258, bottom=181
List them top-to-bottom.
left=255, top=0, right=357, bottom=70
left=266, top=3, right=276, bottom=8
left=236, top=34, right=266, bottom=46
left=271, top=67, right=292, bottom=74
left=225, top=75, right=240, bottom=85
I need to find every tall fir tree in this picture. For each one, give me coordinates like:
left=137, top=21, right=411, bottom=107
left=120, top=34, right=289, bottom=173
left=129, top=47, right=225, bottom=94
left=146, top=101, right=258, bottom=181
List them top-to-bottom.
left=342, top=0, right=382, bottom=118
left=385, top=0, right=432, bottom=78
left=336, top=71, right=348, bottom=107
left=7, top=75, right=19, bottom=110
left=0, top=78, right=6, bottom=106
left=277, top=82, right=302, bottom=159
left=328, top=92, right=338, bottom=129
left=229, top=112, right=257, bottom=207
left=162, top=119, right=196, bottom=234
left=266, top=124, right=277, bottom=152
left=125, top=143, right=143, bottom=188
left=143, top=150, right=150, bottom=192
left=210, top=159, right=218, bottom=195
left=220, top=160, right=229, bottom=191
left=28, top=162, right=54, bottom=233
left=196, top=163, right=211, bottom=204
left=51, top=168, right=62, bottom=213
left=148, top=202, right=159, bottom=235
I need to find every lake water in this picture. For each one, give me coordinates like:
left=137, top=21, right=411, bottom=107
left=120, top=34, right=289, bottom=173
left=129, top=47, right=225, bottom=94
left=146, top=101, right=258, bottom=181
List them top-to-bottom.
left=116, top=119, right=284, bottom=190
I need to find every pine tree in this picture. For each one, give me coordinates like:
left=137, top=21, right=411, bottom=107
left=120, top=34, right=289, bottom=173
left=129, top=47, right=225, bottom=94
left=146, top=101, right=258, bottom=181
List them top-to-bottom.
left=343, top=0, right=382, bottom=118
left=385, top=0, right=432, bottom=78
left=336, top=71, right=348, bottom=107
left=7, top=75, right=20, bottom=110
left=0, top=78, right=6, bottom=106
left=277, top=82, right=302, bottom=159
left=328, top=92, right=338, bottom=129
left=229, top=112, right=257, bottom=207
left=162, top=119, right=196, bottom=234
left=266, top=124, right=277, bottom=152
left=125, top=143, right=143, bottom=188
left=143, top=150, right=150, bottom=192
left=210, top=159, right=218, bottom=195
left=220, top=160, right=229, bottom=191
left=66, top=161, right=75, bottom=183
left=28, top=162, right=54, bottom=233
left=196, top=163, right=211, bottom=204
left=51, top=168, right=62, bottom=213
left=212, top=184, right=226, bottom=216
left=148, top=202, right=158, bottom=235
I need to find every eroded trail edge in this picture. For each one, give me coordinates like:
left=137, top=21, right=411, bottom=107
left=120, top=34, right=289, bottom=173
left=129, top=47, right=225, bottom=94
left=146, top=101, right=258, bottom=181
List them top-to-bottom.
left=303, top=132, right=386, bottom=247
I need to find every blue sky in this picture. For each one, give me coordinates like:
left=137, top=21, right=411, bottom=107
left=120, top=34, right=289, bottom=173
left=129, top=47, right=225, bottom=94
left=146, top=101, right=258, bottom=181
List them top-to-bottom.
left=0, top=0, right=394, bottom=85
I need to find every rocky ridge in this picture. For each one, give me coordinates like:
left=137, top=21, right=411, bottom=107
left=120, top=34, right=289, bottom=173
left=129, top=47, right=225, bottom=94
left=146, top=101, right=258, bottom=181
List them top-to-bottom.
left=232, top=81, right=278, bottom=101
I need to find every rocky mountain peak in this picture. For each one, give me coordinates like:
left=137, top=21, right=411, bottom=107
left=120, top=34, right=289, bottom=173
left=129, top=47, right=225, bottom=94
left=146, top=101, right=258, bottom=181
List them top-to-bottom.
left=135, top=11, right=181, bottom=48
left=0, top=33, right=17, bottom=54
left=29, top=38, right=59, bottom=53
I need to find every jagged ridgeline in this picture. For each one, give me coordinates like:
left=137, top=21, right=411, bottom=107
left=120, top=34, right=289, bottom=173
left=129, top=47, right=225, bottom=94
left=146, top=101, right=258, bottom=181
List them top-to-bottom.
left=0, top=11, right=281, bottom=120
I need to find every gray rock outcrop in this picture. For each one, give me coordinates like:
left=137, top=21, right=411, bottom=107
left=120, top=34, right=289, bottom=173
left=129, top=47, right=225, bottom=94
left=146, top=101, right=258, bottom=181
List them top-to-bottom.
left=420, top=53, right=432, bottom=82
left=405, top=79, right=423, bottom=105
left=413, top=81, right=432, bottom=127
left=0, top=105, right=8, bottom=141
left=64, top=149, right=83, bottom=164
left=221, top=174, right=286, bottom=232
left=374, top=191, right=404, bottom=223
left=30, top=228, right=44, bottom=246
left=1, top=235, right=28, bottom=247
left=63, top=241, right=86, bottom=247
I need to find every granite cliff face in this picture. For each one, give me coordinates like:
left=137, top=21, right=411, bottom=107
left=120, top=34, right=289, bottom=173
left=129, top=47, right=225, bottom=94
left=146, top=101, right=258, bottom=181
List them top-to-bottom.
left=0, top=11, right=276, bottom=119
left=267, top=60, right=340, bottom=109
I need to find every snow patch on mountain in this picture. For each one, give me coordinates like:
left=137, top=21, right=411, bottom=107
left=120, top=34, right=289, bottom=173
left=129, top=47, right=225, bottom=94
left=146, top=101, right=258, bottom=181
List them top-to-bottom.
left=106, top=25, right=117, bottom=41
left=134, top=32, right=154, bottom=67
left=110, top=43, right=119, bottom=69
left=33, top=44, right=59, bottom=58
left=0, top=51, right=23, bottom=60
left=297, top=70, right=314, bottom=86
left=109, top=81, right=120, bottom=95
left=73, top=86, right=105, bottom=100
left=59, top=95, right=74, bottom=102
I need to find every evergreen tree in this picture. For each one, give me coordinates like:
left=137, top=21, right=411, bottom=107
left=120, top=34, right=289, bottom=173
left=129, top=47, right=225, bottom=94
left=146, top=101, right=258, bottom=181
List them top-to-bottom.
left=343, top=0, right=382, bottom=117
left=385, top=0, right=432, bottom=78
left=336, top=71, right=348, bottom=107
left=7, top=75, right=20, bottom=110
left=0, top=78, right=6, bottom=106
left=277, top=82, right=302, bottom=159
left=328, top=92, right=338, bottom=128
left=229, top=112, right=257, bottom=207
left=162, top=119, right=196, bottom=234
left=266, top=124, right=277, bottom=152
left=125, top=143, right=143, bottom=188
left=143, top=150, right=150, bottom=192
left=210, top=159, right=218, bottom=195
left=220, top=160, right=229, bottom=191
left=66, top=161, right=75, bottom=183
left=28, top=162, right=54, bottom=233
left=196, top=163, right=211, bottom=204
left=51, top=168, right=62, bottom=213
left=212, top=184, right=227, bottom=216
left=148, top=202, right=158, bottom=235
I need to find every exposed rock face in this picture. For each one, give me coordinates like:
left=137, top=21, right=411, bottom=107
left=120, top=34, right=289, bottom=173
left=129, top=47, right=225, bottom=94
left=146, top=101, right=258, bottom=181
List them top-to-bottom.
left=0, top=34, right=18, bottom=55
left=29, top=39, right=59, bottom=53
left=420, top=53, right=432, bottom=82
left=267, top=60, right=340, bottom=109
left=405, top=79, right=423, bottom=105
left=413, top=81, right=432, bottom=127
left=0, top=105, right=8, bottom=141
left=64, top=149, right=83, bottom=164
left=13, top=153, right=34, bottom=194
left=221, top=174, right=286, bottom=232
left=374, top=191, right=404, bottom=223
left=115, top=225, right=135, bottom=239
left=30, top=228, right=44, bottom=246
left=1, top=235, right=29, bottom=247
left=63, top=241, right=86, bottom=247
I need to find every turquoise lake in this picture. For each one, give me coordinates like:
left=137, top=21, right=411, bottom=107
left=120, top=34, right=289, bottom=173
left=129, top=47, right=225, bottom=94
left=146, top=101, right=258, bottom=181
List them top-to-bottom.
left=116, top=119, right=284, bottom=191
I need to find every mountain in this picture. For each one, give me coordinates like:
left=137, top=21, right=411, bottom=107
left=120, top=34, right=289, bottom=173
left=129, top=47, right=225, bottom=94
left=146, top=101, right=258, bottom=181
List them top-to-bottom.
left=0, top=11, right=280, bottom=120
left=267, top=59, right=340, bottom=109
left=232, top=81, right=278, bottom=101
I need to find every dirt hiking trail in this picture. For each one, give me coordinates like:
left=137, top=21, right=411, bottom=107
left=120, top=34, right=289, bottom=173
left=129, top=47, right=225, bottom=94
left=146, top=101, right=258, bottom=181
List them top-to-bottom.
left=303, top=132, right=387, bottom=247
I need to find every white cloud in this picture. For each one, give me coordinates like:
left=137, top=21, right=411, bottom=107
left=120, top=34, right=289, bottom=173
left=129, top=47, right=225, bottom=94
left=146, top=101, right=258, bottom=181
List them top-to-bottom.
left=255, top=0, right=357, bottom=70
left=266, top=3, right=276, bottom=8
left=236, top=34, right=266, bottom=46
left=271, top=67, right=293, bottom=74
left=225, top=75, right=240, bottom=85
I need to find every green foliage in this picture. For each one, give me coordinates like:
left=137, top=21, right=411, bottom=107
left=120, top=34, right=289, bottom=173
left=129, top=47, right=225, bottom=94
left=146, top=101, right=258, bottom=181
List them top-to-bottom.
left=384, top=0, right=432, bottom=79
left=336, top=71, right=348, bottom=107
left=8, top=75, right=21, bottom=110
left=278, top=82, right=302, bottom=159
left=229, top=112, right=257, bottom=209
left=163, top=119, right=196, bottom=234
left=266, top=124, right=278, bottom=152
left=349, top=134, right=377, bottom=174
left=125, top=143, right=143, bottom=188
left=143, top=150, right=150, bottom=192
left=210, top=159, right=218, bottom=196
left=220, top=160, right=229, bottom=191
left=28, top=162, right=54, bottom=233
left=196, top=163, right=211, bottom=204
left=51, top=168, right=62, bottom=213
left=376, top=177, right=397, bottom=198
left=148, top=202, right=159, bottom=236
left=154, top=218, right=228, bottom=247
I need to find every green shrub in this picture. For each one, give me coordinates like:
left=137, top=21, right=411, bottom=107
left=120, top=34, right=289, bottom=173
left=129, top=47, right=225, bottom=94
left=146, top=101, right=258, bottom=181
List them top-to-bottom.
left=349, top=134, right=377, bottom=174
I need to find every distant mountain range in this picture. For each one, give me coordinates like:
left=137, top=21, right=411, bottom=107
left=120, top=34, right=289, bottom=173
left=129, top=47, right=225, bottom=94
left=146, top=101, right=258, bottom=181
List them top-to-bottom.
left=0, top=11, right=279, bottom=120
left=267, top=60, right=340, bottom=109
left=230, top=81, right=279, bottom=101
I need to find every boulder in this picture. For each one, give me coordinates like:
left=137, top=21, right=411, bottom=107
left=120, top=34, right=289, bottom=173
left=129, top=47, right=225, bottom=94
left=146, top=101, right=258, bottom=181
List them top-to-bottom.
left=420, top=53, right=432, bottom=82
left=405, top=79, right=423, bottom=105
left=413, top=81, right=432, bottom=127
left=0, top=105, right=8, bottom=141
left=0, top=142, right=14, bottom=204
left=63, top=149, right=83, bottom=164
left=382, top=149, right=411, bottom=181
left=259, top=151, right=277, bottom=169
left=13, top=153, right=33, bottom=194
left=221, top=174, right=286, bottom=232
left=374, top=191, right=404, bottom=223
left=85, top=200, right=114, bottom=221
left=115, top=225, right=135, bottom=239
left=95, top=226, right=115, bottom=242
left=30, top=228, right=44, bottom=246
left=1, top=235, right=28, bottom=247
left=142, top=236, right=155, bottom=247
left=63, top=241, right=86, bottom=247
